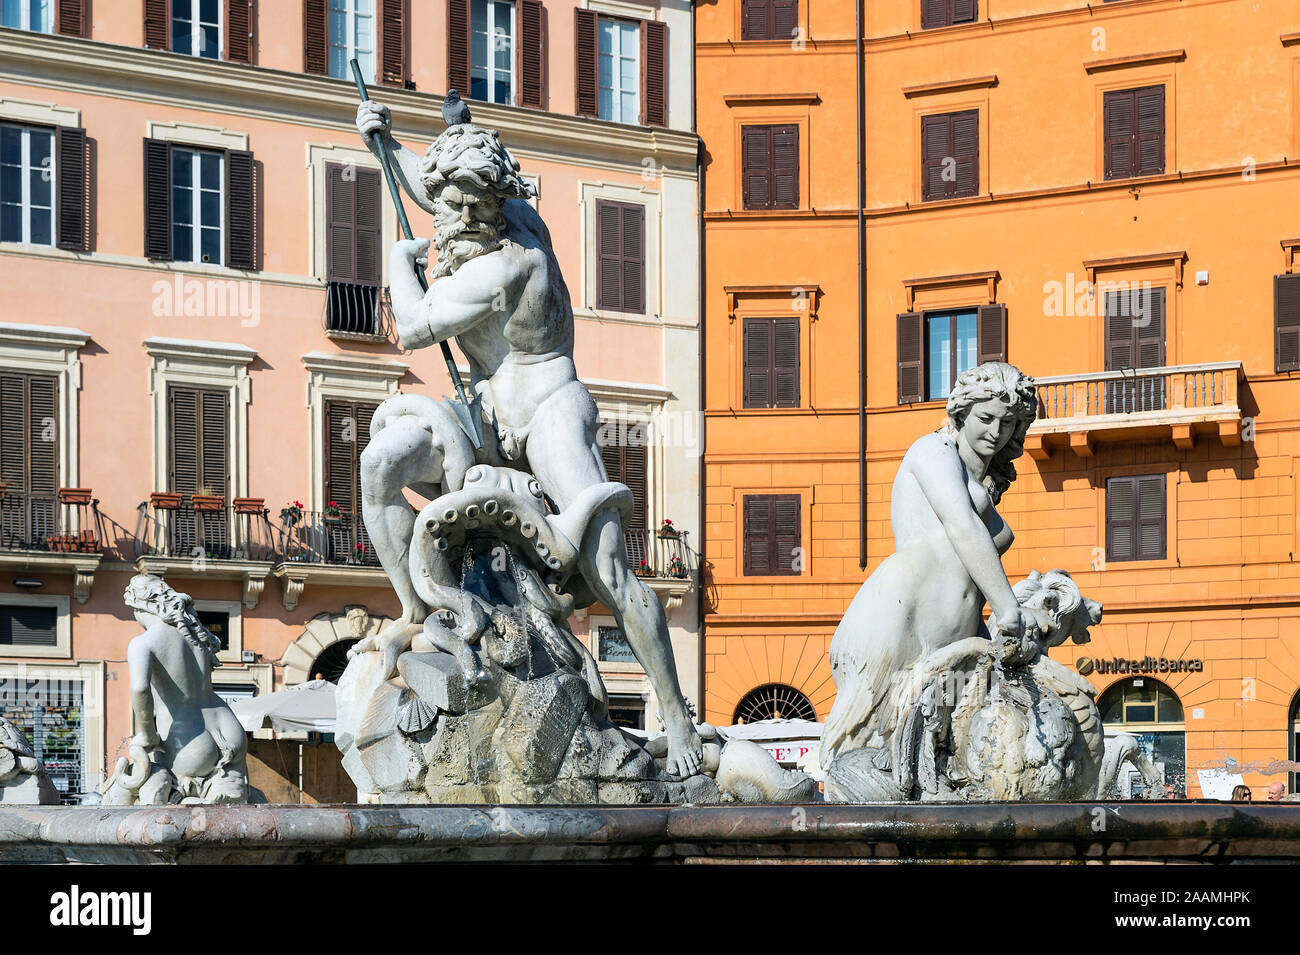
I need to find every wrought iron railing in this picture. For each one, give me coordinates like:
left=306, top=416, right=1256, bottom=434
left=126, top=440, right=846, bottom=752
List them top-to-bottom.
left=323, top=281, right=392, bottom=339
left=1033, top=362, right=1243, bottom=422
left=0, top=488, right=103, bottom=554
left=134, top=496, right=277, bottom=562
left=275, top=509, right=381, bottom=567
left=624, top=528, right=697, bottom=582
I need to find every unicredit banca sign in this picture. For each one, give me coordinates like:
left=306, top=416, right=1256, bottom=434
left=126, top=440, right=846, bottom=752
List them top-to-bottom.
left=1076, top=656, right=1204, bottom=676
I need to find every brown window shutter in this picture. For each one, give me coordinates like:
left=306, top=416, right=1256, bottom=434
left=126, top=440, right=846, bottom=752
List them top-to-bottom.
left=56, top=0, right=87, bottom=37
left=144, top=0, right=169, bottom=49
left=224, top=0, right=252, bottom=63
left=303, top=0, right=327, bottom=75
left=380, top=0, right=406, bottom=85
left=447, top=0, right=471, bottom=94
left=518, top=0, right=545, bottom=108
left=741, top=0, right=771, bottom=39
left=773, top=0, right=797, bottom=40
left=921, top=0, right=946, bottom=29
left=951, top=0, right=977, bottom=23
left=574, top=9, right=598, bottom=117
left=641, top=19, right=667, bottom=127
left=1135, top=85, right=1165, bottom=176
left=1103, top=89, right=1132, bottom=179
left=951, top=109, right=978, bottom=198
left=921, top=112, right=950, bottom=201
left=772, top=124, right=798, bottom=209
left=741, top=125, right=772, bottom=209
left=55, top=126, right=88, bottom=252
left=143, top=138, right=172, bottom=261
left=225, top=149, right=256, bottom=271
left=326, top=163, right=356, bottom=283
left=354, top=167, right=382, bottom=285
left=595, top=200, right=621, bottom=309
left=621, top=203, right=645, bottom=313
left=1274, top=274, right=1300, bottom=372
left=1137, top=287, right=1166, bottom=369
left=1104, top=290, right=1134, bottom=371
left=976, top=303, right=1007, bottom=365
left=897, top=311, right=924, bottom=403
left=773, top=317, right=800, bottom=407
left=742, top=319, right=772, bottom=408
left=0, top=375, right=26, bottom=494
left=26, top=376, right=57, bottom=495
left=168, top=387, right=201, bottom=494
left=199, top=390, right=230, bottom=497
left=325, top=399, right=357, bottom=512
left=622, top=437, right=647, bottom=529
left=1136, top=474, right=1165, bottom=560
left=1106, top=475, right=1135, bottom=562
left=773, top=493, right=800, bottom=574
left=742, top=495, right=772, bottom=575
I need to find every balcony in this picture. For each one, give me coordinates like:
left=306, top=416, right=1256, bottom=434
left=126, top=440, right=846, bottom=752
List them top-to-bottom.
left=323, top=282, right=393, bottom=342
left=1026, top=362, right=1245, bottom=459
left=0, top=488, right=104, bottom=603
left=133, top=495, right=277, bottom=608
left=272, top=509, right=384, bottom=611
left=624, top=527, right=698, bottom=613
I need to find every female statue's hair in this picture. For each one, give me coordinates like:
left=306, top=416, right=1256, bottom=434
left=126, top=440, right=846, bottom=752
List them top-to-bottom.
left=940, top=362, right=1038, bottom=504
left=123, top=574, right=223, bottom=665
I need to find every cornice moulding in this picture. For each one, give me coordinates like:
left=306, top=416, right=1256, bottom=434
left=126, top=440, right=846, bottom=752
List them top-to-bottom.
left=0, top=29, right=701, bottom=173
left=1083, top=49, right=1186, bottom=74
left=902, top=75, right=998, bottom=98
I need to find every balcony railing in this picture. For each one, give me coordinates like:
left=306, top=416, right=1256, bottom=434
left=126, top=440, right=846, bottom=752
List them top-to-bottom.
left=323, top=282, right=392, bottom=340
left=1033, top=362, right=1241, bottom=424
left=0, top=488, right=102, bottom=554
left=134, top=495, right=277, bottom=562
left=276, top=510, right=381, bottom=568
left=625, top=528, right=697, bottom=581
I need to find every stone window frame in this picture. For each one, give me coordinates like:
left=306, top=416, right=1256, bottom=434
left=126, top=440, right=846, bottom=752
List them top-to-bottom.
left=305, top=141, right=400, bottom=286
left=576, top=180, right=660, bottom=323
left=0, top=322, right=90, bottom=491
left=144, top=337, right=257, bottom=500
left=301, top=351, right=408, bottom=513
left=584, top=376, right=672, bottom=536
left=0, top=592, right=71, bottom=660
left=192, top=597, right=244, bottom=665
left=0, top=659, right=105, bottom=793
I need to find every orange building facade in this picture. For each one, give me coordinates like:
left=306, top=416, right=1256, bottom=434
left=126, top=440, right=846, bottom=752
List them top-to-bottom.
left=700, top=0, right=1300, bottom=797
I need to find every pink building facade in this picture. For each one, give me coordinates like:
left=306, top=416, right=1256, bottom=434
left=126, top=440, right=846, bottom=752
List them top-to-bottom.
left=0, top=0, right=700, bottom=801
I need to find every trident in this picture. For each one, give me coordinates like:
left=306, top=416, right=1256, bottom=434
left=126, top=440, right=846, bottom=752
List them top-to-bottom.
left=350, top=58, right=485, bottom=450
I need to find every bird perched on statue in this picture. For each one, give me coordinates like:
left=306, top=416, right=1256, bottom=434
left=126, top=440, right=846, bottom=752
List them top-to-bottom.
left=442, top=90, right=472, bottom=127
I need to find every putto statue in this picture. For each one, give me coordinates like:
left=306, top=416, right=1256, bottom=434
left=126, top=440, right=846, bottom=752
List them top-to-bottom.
left=332, top=98, right=810, bottom=804
left=821, top=363, right=1106, bottom=801
left=100, top=575, right=247, bottom=805
left=0, top=716, right=59, bottom=805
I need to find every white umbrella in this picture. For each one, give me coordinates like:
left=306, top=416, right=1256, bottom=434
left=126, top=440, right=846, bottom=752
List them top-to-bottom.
left=229, top=680, right=337, bottom=734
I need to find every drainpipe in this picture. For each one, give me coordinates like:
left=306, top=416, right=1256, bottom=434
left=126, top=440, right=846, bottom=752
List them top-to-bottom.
left=694, top=0, right=707, bottom=713
left=856, top=0, right=867, bottom=571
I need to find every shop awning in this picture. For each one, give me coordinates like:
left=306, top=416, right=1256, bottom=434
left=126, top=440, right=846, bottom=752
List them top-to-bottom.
left=229, top=680, right=336, bottom=735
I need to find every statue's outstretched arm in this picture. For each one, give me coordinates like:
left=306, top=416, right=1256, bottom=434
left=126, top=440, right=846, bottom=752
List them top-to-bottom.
left=389, top=239, right=523, bottom=350
left=912, top=438, right=1022, bottom=627
left=126, top=639, right=161, bottom=749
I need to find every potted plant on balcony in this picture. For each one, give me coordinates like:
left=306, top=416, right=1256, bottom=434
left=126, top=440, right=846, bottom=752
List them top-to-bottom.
left=279, top=500, right=304, bottom=526
left=323, top=501, right=344, bottom=524
left=657, top=518, right=679, bottom=540
left=353, top=541, right=369, bottom=564
left=667, top=555, right=689, bottom=579
left=636, top=558, right=652, bottom=577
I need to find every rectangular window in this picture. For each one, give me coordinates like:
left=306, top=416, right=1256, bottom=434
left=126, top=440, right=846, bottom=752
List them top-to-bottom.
left=1, top=0, right=52, bottom=32
left=171, top=0, right=221, bottom=58
left=328, top=0, right=376, bottom=81
left=471, top=0, right=514, bottom=105
left=741, top=0, right=796, bottom=41
left=921, top=0, right=976, bottom=30
left=597, top=17, right=639, bottom=124
left=1104, top=85, right=1165, bottom=180
left=921, top=109, right=978, bottom=201
left=0, top=123, right=54, bottom=246
left=741, top=124, right=799, bottom=211
left=170, top=146, right=224, bottom=266
left=326, top=161, right=383, bottom=335
left=594, top=199, right=645, bottom=314
left=1274, top=273, right=1300, bottom=373
left=1104, top=286, right=1165, bottom=412
left=897, top=305, right=1005, bottom=404
left=742, top=317, right=800, bottom=408
left=0, top=371, right=58, bottom=548
left=168, top=386, right=229, bottom=498
left=323, top=398, right=378, bottom=564
left=1106, top=474, right=1166, bottom=562
left=743, top=493, right=800, bottom=576
left=0, top=605, right=57, bottom=646
left=196, top=608, right=230, bottom=651
left=597, top=624, right=636, bottom=664
left=0, top=677, right=83, bottom=803
left=606, top=693, right=645, bottom=730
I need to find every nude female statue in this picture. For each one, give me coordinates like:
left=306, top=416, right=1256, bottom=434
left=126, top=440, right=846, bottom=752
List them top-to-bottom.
left=820, top=362, right=1040, bottom=771
left=101, top=575, right=247, bottom=805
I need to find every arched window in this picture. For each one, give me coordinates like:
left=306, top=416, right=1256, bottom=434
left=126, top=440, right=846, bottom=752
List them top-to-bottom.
left=308, top=639, right=359, bottom=684
left=1097, top=677, right=1185, bottom=798
left=733, top=683, right=816, bottom=725
left=1290, top=692, right=1300, bottom=796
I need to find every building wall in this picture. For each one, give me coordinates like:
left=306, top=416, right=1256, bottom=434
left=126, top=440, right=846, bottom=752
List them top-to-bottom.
left=0, top=0, right=700, bottom=799
left=700, top=0, right=1300, bottom=795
